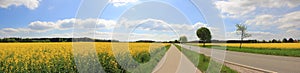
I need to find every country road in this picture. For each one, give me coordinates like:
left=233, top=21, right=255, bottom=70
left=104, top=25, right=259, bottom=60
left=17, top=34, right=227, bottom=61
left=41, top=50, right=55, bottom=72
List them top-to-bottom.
left=178, top=44, right=300, bottom=73
left=153, top=45, right=201, bottom=73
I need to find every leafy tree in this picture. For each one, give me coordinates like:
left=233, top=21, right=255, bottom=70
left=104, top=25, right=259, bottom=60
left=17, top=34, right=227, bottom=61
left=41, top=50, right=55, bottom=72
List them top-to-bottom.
left=235, top=24, right=251, bottom=48
left=196, top=27, right=211, bottom=47
left=179, top=36, right=188, bottom=43
left=282, top=38, right=288, bottom=43
left=288, top=38, right=294, bottom=43
left=272, top=39, right=277, bottom=43
left=277, top=39, right=281, bottom=43
left=174, top=40, right=179, bottom=43
left=262, top=40, right=266, bottom=43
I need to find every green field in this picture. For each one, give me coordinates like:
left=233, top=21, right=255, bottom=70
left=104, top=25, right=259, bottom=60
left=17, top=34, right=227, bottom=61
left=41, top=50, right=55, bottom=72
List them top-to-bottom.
left=193, top=43, right=300, bottom=57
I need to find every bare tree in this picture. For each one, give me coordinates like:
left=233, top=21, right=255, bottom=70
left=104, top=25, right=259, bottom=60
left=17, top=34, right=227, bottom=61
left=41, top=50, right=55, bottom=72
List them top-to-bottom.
left=236, top=24, right=251, bottom=48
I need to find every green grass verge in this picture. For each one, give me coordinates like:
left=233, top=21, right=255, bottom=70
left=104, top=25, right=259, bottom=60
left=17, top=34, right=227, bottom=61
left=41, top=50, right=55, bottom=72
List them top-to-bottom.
left=174, top=44, right=237, bottom=73
left=129, top=45, right=171, bottom=73
left=195, top=45, right=300, bottom=57
left=226, top=46, right=300, bottom=57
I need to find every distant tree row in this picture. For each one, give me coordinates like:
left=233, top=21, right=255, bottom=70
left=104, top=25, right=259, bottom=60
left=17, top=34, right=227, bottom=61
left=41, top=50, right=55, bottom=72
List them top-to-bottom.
left=0, top=37, right=118, bottom=42
left=226, top=38, right=298, bottom=43
left=268, top=38, right=297, bottom=43
left=178, top=39, right=299, bottom=43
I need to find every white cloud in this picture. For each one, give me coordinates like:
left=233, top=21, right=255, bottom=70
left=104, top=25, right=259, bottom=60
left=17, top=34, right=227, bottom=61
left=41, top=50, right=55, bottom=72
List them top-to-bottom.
left=0, top=0, right=40, bottom=10
left=109, top=0, right=138, bottom=7
left=213, top=0, right=300, bottom=40
left=215, top=0, right=300, bottom=18
left=215, top=0, right=256, bottom=18
left=284, top=0, right=300, bottom=8
left=243, top=11, right=300, bottom=33
left=277, top=11, right=300, bottom=30
left=245, top=14, right=276, bottom=25
left=8, top=17, right=299, bottom=41
left=0, top=18, right=116, bottom=34
left=0, top=18, right=209, bottom=41
left=0, top=18, right=117, bottom=38
left=56, top=18, right=116, bottom=30
left=57, top=18, right=76, bottom=30
left=103, top=18, right=215, bottom=41
left=117, top=18, right=197, bottom=33
left=117, top=18, right=228, bottom=41
left=118, top=18, right=172, bottom=31
left=29, top=21, right=57, bottom=31
left=193, top=22, right=207, bottom=28
left=0, top=28, right=31, bottom=34
left=0, top=28, right=32, bottom=38
left=2, top=28, right=20, bottom=33
left=285, top=29, right=300, bottom=39
left=50, top=31, right=178, bottom=41
left=51, top=31, right=113, bottom=39
left=226, top=31, right=275, bottom=40
left=247, top=31, right=276, bottom=40
left=128, top=33, right=178, bottom=41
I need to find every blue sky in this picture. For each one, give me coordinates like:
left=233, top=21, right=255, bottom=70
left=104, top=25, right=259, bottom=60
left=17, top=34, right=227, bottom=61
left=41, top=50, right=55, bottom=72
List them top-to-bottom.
left=0, top=0, right=299, bottom=41
left=0, top=0, right=80, bottom=28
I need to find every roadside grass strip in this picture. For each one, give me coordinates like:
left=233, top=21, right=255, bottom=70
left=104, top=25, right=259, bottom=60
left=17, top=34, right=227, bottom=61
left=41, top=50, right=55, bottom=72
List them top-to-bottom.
left=174, top=44, right=237, bottom=73
left=194, top=44, right=300, bottom=57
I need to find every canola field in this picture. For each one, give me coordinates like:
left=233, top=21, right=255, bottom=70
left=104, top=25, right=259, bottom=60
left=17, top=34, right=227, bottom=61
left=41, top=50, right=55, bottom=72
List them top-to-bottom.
left=0, top=42, right=170, bottom=73
left=195, top=43, right=300, bottom=49
left=225, top=43, right=300, bottom=49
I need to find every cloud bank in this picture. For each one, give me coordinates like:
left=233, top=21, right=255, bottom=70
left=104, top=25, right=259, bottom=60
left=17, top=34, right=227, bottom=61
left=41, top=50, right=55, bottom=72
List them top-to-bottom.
left=0, top=0, right=41, bottom=10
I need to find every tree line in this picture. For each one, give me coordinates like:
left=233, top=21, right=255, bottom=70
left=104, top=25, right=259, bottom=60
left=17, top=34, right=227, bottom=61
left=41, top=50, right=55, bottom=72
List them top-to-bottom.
left=190, top=24, right=299, bottom=48
left=0, top=37, right=118, bottom=42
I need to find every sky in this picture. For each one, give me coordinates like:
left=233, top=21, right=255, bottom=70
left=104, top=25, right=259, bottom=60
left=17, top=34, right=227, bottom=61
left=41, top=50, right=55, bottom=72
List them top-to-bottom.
left=0, top=0, right=299, bottom=41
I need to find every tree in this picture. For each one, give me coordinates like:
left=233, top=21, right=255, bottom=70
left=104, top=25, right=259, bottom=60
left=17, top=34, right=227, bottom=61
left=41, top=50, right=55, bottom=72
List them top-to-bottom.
left=235, top=24, right=251, bottom=48
left=196, top=27, right=211, bottom=47
left=179, top=36, right=188, bottom=43
left=282, top=38, right=288, bottom=43
left=288, top=38, right=294, bottom=43
left=272, top=39, right=277, bottom=43
left=277, top=39, right=281, bottom=43
left=174, top=40, right=179, bottom=43
left=262, top=40, right=266, bottom=43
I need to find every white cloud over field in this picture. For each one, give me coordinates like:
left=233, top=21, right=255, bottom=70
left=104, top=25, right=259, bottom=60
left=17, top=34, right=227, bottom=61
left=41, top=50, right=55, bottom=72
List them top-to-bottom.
left=0, top=0, right=41, bottom=10
left=108, top=0, right=138, bottom=7
left=215, top=0, right=300, bottom=18
left=215, top=0, right=300, bottom=40
left=1, top=16, right=298, bottom=41
left=0, top=18, right=217, bottom=41
left=0, top=18, right=116, bottom=33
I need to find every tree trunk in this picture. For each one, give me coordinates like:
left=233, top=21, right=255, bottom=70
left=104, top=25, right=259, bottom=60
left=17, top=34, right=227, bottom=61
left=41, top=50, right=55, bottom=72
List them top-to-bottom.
left=240, top=31, right=244, bottom=48
left=203, top=40, right=206, bottom=47
left=239, top=41, right=242, bottom=48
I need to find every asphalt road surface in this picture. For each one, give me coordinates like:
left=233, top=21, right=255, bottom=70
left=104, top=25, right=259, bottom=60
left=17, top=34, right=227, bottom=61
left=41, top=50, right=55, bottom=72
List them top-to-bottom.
left=178, top=44, right=300, bottom=73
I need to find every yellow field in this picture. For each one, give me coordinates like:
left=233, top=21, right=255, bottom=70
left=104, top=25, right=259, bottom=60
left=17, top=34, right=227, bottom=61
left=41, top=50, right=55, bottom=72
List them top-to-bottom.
left=0, top=42, right=169, bottom=72
left=192, top=43, right=300, bottom=49
left=225, top=43, right=300, bottom=49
